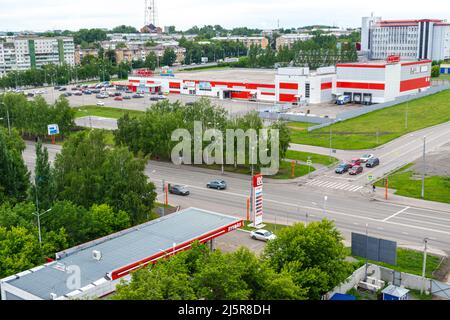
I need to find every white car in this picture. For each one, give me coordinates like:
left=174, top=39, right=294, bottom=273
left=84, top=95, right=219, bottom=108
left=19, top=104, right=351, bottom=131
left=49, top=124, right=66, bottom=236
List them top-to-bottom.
left=96, top=101, right=105, bottom=106
left=360, top=154, right=375, bottom=163
left=250, top=229, right=277, bottom=242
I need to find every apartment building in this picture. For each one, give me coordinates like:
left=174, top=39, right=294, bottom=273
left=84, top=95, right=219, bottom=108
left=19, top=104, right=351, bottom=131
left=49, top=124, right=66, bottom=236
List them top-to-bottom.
left=361, top=16, right=450, bottom=61
left=276, top=34, right=314, bottom=50
left=0, top=36, right=75, bottom=75
left=211, top=36, right=269, bottom=49
left=115, top=44, right=186, bottom=65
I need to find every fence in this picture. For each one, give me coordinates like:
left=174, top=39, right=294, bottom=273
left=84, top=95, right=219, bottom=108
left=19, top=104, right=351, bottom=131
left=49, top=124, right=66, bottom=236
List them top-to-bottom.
left=307, top=84, right=450, bottom=131
left=258, top=111, right=332, bottom=124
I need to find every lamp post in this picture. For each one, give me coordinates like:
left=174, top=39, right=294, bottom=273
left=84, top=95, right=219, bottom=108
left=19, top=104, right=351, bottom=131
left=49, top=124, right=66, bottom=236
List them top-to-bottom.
left=0, top=102, right=11, bottom=135
left=421, top=136, right=426, bottom=199
left=32, top=208, right=52, bottom=246
left=421, top=237, right=429, bottom=295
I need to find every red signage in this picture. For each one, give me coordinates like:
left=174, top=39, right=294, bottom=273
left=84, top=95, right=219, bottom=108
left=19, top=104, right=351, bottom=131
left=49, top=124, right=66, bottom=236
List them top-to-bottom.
left=386, top=55, right=401, bottom=64
left=133, top=69, right=154, bottom=77
left=252, top=174, right=263, bottom=187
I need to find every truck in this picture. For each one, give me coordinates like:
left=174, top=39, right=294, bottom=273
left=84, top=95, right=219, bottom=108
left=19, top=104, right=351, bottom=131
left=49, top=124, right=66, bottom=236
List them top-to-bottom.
left=336, top=95, right=351, bottom=105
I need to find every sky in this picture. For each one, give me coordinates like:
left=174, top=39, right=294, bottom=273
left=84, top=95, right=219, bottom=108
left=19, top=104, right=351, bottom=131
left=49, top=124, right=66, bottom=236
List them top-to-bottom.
left=1, top=0, right=449, bottom=32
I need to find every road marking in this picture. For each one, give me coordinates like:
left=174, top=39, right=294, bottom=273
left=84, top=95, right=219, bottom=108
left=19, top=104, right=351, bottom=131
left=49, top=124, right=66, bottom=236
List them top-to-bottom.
left=382, top=206, right=410, bottom=222
left=405, top=212, right=450, bottom=223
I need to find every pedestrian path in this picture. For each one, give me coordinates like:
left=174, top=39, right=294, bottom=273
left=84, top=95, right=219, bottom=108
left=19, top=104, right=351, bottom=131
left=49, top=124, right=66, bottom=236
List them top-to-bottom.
left=305, top=179, right=364, bottom=192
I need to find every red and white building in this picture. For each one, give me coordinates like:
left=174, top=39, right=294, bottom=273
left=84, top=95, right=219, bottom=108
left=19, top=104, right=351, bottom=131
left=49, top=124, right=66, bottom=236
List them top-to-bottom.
left=335, top=58, right=432, bottom=104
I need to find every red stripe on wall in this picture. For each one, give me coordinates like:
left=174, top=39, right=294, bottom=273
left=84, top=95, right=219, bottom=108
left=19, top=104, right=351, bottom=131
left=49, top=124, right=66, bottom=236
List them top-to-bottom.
left=401, top=60, right=432, bottom=66
left=336, top=64, right=386, bottom=69
left=400, top=77, right=430, bottom=92
left=129, top=79, right=140, bottom=83
left=147, top=80, right=155, bottom=84
left=169, top=82, right=181, bottom=88
left=321, top=82, right=332, bottom=90
left=336, top=82, right=385, bottom=90
left=279, top=83, right=299, bottom=90
left=169, top=90, right=180, bottom=94
left=231, top=91, right=252, bottom=99
left=260, top=92, right=276, bottom=96
left=279, top=93, right=297, bottom=102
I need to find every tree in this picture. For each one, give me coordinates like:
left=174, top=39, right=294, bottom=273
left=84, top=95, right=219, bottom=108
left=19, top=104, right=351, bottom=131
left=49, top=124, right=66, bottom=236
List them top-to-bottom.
left=111, top=25, right=139, bottom=34
left=162, top=48, right=177, bottom=66
left=144, top=52, right=158, bottom=70
left=431, top=65, right=441, bottom=78
left=0, top=127, right=30, bottom=203
left=30, top=140, right=54, bottom=211
left=87, top=204, right=131, bottom=239
left=263, top=220, right=353, bottom=300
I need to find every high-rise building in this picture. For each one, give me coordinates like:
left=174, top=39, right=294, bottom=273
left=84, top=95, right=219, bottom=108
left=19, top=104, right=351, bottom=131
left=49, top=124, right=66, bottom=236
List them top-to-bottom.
left=361, top=16, right=450, bottom=61
left=0, top=36, right=75, bottom=76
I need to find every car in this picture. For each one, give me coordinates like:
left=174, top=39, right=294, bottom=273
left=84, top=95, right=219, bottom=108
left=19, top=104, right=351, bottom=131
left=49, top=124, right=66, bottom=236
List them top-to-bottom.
left=54, top=86, right=61, bottom=90
left=58, top=87, right=67, bottom=91
left=71, top=87, right=78, bottom=91
left=91, top=89, right=101, bottom=94
left=125, top=89, right=133, bottom=94
left=83, top=90, right=92, bottom=95
left=74, top=91, right=83, bottom=96
left=27, top=92, right=34, bottom=97
left=63, top=92, right=72, bottom=97
left=108, top=92, right=116, bottom=97
left=114, top=92, right=122, bottom=97
left=132, top=93, right=144, bottom=98
left=96, top=94, right=105, bottom=99
left=123, top=95, right=132, bottom=100
left=336, top=95, right=351, bottom=105
left=114, top=96, right=123, bottom=101
left=150, top=96, right=160, bottom=101
left=96, top=101, right=105, bottom=106
left=185, top=102, right=195, bottom=106
left=360, top=154, right=375, bottom=163
left=348, top=158, right=361, bottom=168
left=366, top=158, right=380, bottom=168
left=335, top=163, right=351, bottom=174
left=349, top=166, right=364, bottom=175
left=206, top=180, right=227, bottom=190
left=168, top=184, right=190, bottom=196
left=250, top=229, right=276, bottom=242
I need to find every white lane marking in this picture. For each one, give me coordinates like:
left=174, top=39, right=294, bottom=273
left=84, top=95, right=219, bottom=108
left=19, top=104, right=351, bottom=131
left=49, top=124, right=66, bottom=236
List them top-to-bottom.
left=322, top=181, right=337, bottom=188
left=326, top=182, right=341, bottom=188
left=336, top=184, right=350, bottom=190
left=348, top=185, right=362, bottom=192
left=382, top=206, right=410, bottom=222
left=405, top=212, right=450, bottom=223
left=393, top=216, right=450, bottom=229
left=353, top=223, right=359, bottom=225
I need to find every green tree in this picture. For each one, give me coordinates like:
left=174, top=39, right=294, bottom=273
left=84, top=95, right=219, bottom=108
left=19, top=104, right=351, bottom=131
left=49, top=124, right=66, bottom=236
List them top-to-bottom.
left=111, top=25, right=139, bottom=34
left=162, top=48, right=177, bottom=66
left=144, top=52, right=158, bottom=70
left=431, top=65, right=441, bottom=78
left=0, top=128, right=30, bottom=203
left=30, top=140, right=54, bottom=211
left=87, top=204, right=131, bottom=239
left=263, top=220, right=353, bottom=300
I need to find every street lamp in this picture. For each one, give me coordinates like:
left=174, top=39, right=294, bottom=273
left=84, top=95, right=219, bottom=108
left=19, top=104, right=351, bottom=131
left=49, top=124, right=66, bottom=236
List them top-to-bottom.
left=0, top=102, right=11, bottom=135
left=323, top=195, right=328, bottom=216
left=32, top=208, right=52, bottom=246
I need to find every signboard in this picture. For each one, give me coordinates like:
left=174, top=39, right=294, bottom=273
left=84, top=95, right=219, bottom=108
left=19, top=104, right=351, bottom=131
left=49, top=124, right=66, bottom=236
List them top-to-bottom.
left=386, top=55, right=400, bottom=64
left=201, top=57, right=209, bottom=63
left=160, top=67, right=174, bottom=77
left=199, top=82, right=212, bottom=91
left=47, top=124, right=59, bottom=136
left=306, top=160, right=312, bottom=166
left=252, top=174, right=263, bottom=226
left=368, top=175, right=374, bottom=182
left=351, top=232, right=397, bottom=265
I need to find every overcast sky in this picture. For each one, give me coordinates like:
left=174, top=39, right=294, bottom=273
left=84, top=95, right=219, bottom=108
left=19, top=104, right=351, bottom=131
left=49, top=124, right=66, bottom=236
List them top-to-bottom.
left=1, top=0, right=449, bottom=32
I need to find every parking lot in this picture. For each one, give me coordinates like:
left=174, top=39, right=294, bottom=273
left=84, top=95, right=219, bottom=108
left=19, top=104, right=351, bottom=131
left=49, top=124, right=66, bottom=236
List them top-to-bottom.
left=288, top=101, right=363, bottom=119
left=215, top=229, right=267, bottom=256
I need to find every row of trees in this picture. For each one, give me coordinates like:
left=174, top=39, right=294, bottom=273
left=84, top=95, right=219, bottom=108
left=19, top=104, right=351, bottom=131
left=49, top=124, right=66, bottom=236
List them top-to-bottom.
left=184, top=25, right=262, bottom=39
left=0, top=94, right=75, bottom=138
left=114, top=99, right=290, bottom=169
left=114, top=220, right=355, bottom=300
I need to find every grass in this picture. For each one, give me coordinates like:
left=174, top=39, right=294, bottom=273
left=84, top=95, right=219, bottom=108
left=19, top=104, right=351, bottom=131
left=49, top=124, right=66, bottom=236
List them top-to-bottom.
left=437, top=74, right=450, bottom=80
left=289, top=89, right=450, bottom=150
left=75, top=106, right=144, bottom=119
left=286, top=122, right=313, bottom=131
left=285, top=150, right=339, bottom=167
left=375, top=164, right=450, bottom=204
left=240, top=220, right=289, bottom=234
left=348, top=247, right=442, bottom=279
left=408, top=289, right=433, bottom=300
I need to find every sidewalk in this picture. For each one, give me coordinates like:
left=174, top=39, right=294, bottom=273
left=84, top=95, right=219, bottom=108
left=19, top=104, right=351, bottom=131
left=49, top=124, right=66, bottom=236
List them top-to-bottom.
left=288, top=143, right=362, bottom=161
left=373, top=189, right=450, bottom=213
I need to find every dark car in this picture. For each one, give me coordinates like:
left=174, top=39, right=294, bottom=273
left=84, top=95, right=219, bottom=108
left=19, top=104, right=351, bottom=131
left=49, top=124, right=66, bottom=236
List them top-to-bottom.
left=54, top=86, right=61, bottom=90
left=58, top=87, right=67, bottom=91
left=91, top=89, right=101, bottom=94
left=125, top=89, right=133, bottom=94
left=83, top=90, right=92, bottom=95
left=74, top=91, right=83, bottom=96
left=27, top=92, right=34, bottom=97
left=63, top=92, right=72, bottom=97
left=114, top=92, right=122, bottom=97
left=132, top=93, right=144, bottom=98
left=123, top=95, right=131, bottom=100
left=185, top=102, right=195, bottom=106
left=366, top=158, right=380, bottom=168
left=335, top=163, right=351, bottom=174
left=349, top=166, right=364, bottom=175
left=206, top=180, right=227, bottom=190
left=168, top=184, right=190, bottom=196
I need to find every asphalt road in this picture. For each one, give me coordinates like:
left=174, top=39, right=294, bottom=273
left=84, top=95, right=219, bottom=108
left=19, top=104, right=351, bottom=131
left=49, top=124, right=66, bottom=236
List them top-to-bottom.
left=22, top=140, right=450, bottom=253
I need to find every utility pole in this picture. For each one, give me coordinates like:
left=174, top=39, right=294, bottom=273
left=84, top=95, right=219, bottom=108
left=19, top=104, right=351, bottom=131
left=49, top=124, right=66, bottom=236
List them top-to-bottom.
left=329, top=126, right=332, bottom=163
left=421, top=136, right=426, bottom=199
left=364, top=223, right=369, bottom=281
left=421, top=238, right=428, bottom=295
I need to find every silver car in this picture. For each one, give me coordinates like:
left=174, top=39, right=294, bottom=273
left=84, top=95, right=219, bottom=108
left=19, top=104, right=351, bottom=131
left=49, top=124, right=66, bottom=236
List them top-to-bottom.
left=250, top=229, right=276, bottom=242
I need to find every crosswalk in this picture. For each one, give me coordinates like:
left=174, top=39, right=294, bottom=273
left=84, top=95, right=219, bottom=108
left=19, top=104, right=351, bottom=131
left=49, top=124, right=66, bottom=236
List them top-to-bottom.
left=304, top=179, right=364, bottom=192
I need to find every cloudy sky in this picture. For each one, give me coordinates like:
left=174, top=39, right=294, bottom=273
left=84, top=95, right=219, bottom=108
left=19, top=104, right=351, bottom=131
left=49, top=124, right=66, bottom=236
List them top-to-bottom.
left=1, top=0, right=449, bottom=32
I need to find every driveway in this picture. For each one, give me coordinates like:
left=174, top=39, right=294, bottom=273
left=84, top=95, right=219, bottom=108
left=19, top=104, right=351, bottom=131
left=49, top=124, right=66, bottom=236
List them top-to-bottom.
left=215, top=229, right=267, bottom=256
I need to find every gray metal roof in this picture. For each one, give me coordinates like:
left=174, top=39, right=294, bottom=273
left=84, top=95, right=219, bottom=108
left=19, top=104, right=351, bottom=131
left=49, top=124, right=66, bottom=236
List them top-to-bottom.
left=3, top=208, right=241, bottom=300
left=382, top=284, right=410, bottom=297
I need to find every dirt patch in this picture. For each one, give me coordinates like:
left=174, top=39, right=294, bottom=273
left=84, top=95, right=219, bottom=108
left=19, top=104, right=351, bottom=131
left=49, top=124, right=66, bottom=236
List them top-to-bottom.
left=409, top=142, right=450, bottom=177
left=433, top=255, right=450, bottom=284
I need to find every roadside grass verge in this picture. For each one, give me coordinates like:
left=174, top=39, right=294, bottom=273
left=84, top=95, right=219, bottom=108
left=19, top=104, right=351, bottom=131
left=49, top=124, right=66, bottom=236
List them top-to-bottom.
left=289, top=89, right=450, bottom=150
left=75, top=106, right=144, bottom=119
left=285, top=150, right=339, bottom=167
left=375, top=164, right=450, bottom=204
left=240, top=220, right=289, bottom=235
left=346, top=247, right=442, bottom=279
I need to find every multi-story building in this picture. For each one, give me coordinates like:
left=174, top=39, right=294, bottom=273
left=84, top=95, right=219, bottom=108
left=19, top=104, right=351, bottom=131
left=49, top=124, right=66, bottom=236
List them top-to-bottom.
left=361, top=16, right=450, bottom=61
left=276, top=34, right=313, bottom=50
left=0, top=36, right=75, bottom=76
left=211, top=36, right=269, bottom=49
left=115, top=44, right=186, bottom=65
left=74, top=47, right=99, bottom=65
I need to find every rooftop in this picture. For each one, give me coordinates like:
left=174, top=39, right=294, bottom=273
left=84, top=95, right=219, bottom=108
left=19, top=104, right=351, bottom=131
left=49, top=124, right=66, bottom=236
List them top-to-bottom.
left=2, top=207, right=242, bottom=300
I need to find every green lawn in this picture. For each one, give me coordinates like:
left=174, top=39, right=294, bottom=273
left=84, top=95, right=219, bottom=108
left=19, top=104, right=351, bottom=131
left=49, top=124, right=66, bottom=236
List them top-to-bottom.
left=437, top=74, right=450, bottom=80
left=289, top=89, right=450, bottom=150
left=75, top=106, right=144, bottom=119
left=286, top=121, right=313, bottom=130
left=285, top=150, right=339, bottom=167
left=375, top=165, right=450, bottom=204
left=241, top=220, right=289, bottom=234
left=349, top=247, right=442, bottom=279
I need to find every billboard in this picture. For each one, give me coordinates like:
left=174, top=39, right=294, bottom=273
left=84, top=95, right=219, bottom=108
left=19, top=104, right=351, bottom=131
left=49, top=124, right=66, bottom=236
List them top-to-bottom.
left=47, top=124, right=59, bottom=136
left=252, top=174, right=263, bottom=226
left=351, top=232, right=397, bottom=265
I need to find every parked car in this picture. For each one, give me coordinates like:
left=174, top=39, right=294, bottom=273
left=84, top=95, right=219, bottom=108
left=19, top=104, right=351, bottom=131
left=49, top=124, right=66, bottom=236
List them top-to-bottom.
left=54, top=86, right=61, bottom=90
left=58, top=87, right=67, bottom=91
left=91, top=89, right=101, bottom=94
left=125, top=89, right=133, bottom=94
left=83, top=90, right=92, bottom=95
left=74, top=91, right=83, bottom=96
left=27, top=92, right=34, bottom=97
left=63, top=92, right=72, bottom=97
left=108, top=92, right=116, bottom=97
left=114, top=92, right=122, bottom=97
left=132, top=93, right=144, bottom=98
left=96, top=94, right=105, bottom=99
left=123, top=95, right=131, bottom=100
left=336, top=95, right=351, bottom=105
left=114, top=96, right=123, bottom=101
left=96, top=101, right=105, bottom=106
left=185, top=102, right=195, bottom=106
left=360, top=154, right=375, bottom=163
left=348, top=158, right=361, bottom=168
left=366, top=158, right=380, bottom=168
left=335, top=163, right=351, bottom=174
left=349, top=166, right=364, bottom=175
left=206, top=180, right=227, bottom=190
left=168, top=184, right=190, bottom=196
left=250, top=230, right=276, bottom=242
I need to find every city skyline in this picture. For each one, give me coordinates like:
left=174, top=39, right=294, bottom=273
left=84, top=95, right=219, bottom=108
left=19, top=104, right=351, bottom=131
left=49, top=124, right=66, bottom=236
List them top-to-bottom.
left=1, top=0, right=450, bottom=32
